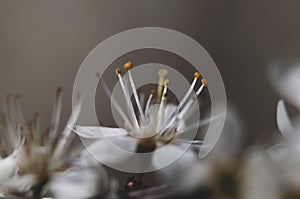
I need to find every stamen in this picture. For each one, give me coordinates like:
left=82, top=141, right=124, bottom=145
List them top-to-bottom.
left=124, top=62, right=145, bottom=120
left=116, top=68, right=140, bottom=132
left=153, top=69, right=168, bottom=132
left=156, top=69, right=168, bottom=103
left=159, top=72, right=200, bottom=133
left=177, top=72, right=200, bottom=109
left=179, top=78, right=208, bottom=119
left=196, top=78, right=207, bottom=96
left=100, top=79, right=134, bottom=131
left=162, top=79, right=169, bottom=95
left=156, top=80, right=169, bottom=132
left=49, top=88, right=63, bottom=145
left=139, top=90, right=145, bottom=112
left=145, top=90, right=155, bottom=118
left=52, top=93, right=82, bottom=160
left=14, top=95, right=26, bottom=127
left=7, top=96, right=23, bottom=149
left=177, top=96, right=196, bottom=119
left=32, top=113, right=41, bottom=145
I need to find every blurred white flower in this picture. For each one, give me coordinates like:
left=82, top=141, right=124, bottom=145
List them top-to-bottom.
left=269, top=59, right=300, bottom=197
left=268, top=60, right=300, bottom=161
left=268, top=60, right=300, bottom=157
left=269, top=60, right=300, bottom=108
left=0, top=89, right=107, bottom=199
left=0, top=96, right=28, bottom=195
left=175, top=107, right=246, bottom=196
left=241, top=150, right=280, bottom=199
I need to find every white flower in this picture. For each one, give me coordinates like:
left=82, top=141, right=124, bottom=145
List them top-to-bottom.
left=269, top=59, right=300, bottom=197
left=269, top=59, right=300, bottom=108
left=268, top=60, right=300, bottom=158
left=268, top=60, right=300, bottom=153
left=72, top=62, right=224, bottom=175
left=0, top=89, right=107, bottom=198
left=0, top=96, right=26, bottom=192
left=174, top=107, right=245, bottom=193
left=241, top=150, right=280, bottom=199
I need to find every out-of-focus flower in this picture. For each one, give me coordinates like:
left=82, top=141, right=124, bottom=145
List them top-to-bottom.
left=268, top=60, right=300, bottom=160
left=268, top=60, right=300, bottom=158
left=269, top=60, right=300, bottom=198
left=269, top=60, right=300, bottom=108
left=0, top=89, right=107, bottom=199
left=0, top=96, right=22, bottom=181
left=0, top=96, right=28, bottom=195
left=271, top=100, right=300, bottom=198
left=174, top=107, right=281, bottom=199
left=176, top=151, right=279, bottom=199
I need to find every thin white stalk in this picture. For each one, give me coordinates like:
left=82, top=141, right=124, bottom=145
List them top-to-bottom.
left=128, top=70, right=145, bottom=120
left=117, top=73, right=140, bottom=132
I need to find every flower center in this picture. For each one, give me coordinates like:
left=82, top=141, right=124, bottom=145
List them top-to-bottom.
left=113, top=61, right=207, bottom=141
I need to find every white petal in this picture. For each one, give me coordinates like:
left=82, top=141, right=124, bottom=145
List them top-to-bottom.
left=269, top=60, right=300, bottom=108
left=276, top=99, right=296, bottom=138
left=148, top=104, right=177, bottom=122
left=164, top=105, right=177, bottom=119
left=206, top=106, right=243, bottom=160
left=177, top=112, right=224, bottom=135
left=70, top=125, right=127, bottom=139
left=83, top=136, right=136, bottom=166
left=175, top=139, right=204, bottom=151
left=268, top=143, right=287, bottom=162
left=152, top=144, right=197, bottom=170
left=154, top=144, right=198, bottom=183
left=242, top=151, right=280, bottom=199
left=0, top=154, right=17, bottom=180
left=178, top=161, right=211, bottom=192
left=50, top=167, right=105, bottom=199
left=0, top=174, right=35, bottom=194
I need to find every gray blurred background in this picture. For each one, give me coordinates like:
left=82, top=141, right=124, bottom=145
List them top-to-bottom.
left=1, top=1, right=299, bottom=152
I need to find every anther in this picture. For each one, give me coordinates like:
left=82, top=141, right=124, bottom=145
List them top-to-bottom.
left=124, top=61, right=133, bottom=70
left=115, top=68, right=122, bottom=75
left=194, top=72, right=200, bottom=78
left=201, top=79, right=207, bottom=87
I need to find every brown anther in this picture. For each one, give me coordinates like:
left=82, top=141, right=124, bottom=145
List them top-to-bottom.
left=124, top=61, right=133, bottom=70
left=115, top=68, right=122, bottom=75
left=194, top=72, right=200, bottom=78
left=201, top=79, right=207, bottom=87
left=150, top=89, right=156, bottom=95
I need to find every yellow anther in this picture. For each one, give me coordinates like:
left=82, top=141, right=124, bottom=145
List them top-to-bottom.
left=124, top=61, right=133, bottom=70
left=115, top=68, right=122, bottom=75
left=157, top=69, right=168, bottom=103
left=158, top=69, right=168, bottom=77
left=194, top=72, right=200, bottom=78
left=201, top=79, right=207, bottom=87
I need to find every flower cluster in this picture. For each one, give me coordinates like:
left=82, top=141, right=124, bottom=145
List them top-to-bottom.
left=3, top=59, right=300, bottom=199
left=0, top=89, right=106, bottom=199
